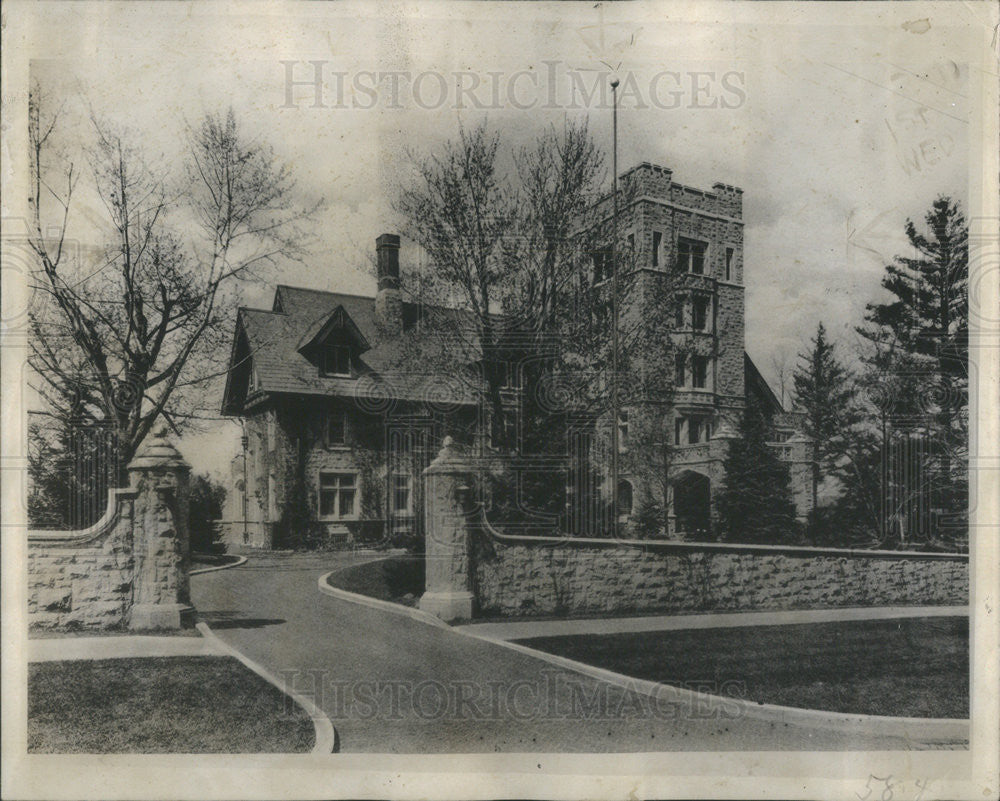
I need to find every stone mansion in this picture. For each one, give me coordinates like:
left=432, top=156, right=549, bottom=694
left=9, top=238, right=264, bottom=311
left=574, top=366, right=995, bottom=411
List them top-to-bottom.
left=219, top=162, right=813, bottom=548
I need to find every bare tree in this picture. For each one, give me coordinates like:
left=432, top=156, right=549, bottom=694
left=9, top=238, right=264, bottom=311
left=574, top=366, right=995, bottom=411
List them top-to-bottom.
left=28, top=85, right=316, bottom=494
left=395, top=120, right=605, bottom=452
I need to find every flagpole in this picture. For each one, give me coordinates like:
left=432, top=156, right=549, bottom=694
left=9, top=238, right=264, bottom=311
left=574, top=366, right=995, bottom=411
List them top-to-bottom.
left=610, top=76, right=620, bottom=538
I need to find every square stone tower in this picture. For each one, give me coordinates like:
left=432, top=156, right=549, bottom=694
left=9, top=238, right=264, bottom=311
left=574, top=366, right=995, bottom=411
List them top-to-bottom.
left=588, top=163, right=746, bottom=537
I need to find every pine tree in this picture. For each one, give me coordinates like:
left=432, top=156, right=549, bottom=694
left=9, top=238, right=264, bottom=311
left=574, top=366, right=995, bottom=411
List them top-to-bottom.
left=856, top=197, right=968, bottom=545
left=792, top=322, right=859, bottom=508
left=715, top=405, right=799, bottom=544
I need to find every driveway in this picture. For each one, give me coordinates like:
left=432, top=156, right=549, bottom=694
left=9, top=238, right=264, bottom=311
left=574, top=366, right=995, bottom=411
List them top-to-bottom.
left=190, top=553, right=924, bottom=753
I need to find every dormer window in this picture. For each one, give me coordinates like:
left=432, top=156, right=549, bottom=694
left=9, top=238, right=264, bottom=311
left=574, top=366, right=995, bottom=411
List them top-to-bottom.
left=321, top=345, right=351, bottom=377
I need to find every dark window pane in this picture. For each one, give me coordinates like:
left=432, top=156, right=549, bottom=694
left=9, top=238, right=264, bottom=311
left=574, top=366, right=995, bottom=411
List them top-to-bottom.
left=692, top=296, right=709, bottom=330
left=692, top=356, right=708, bottom=389
left=327, top=411, right=345, bottom=445
left=688, top=419, right=701, bottom=444
left=319, top=489, right=336, bottom=517
left=339, top=489, right=355, bottom=517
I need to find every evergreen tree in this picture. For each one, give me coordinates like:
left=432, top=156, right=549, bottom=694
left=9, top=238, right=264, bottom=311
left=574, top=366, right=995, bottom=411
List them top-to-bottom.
left=856, top=197, right=968, bottom=545
left=792, top=322, right=859, bottom=508
left=715, top=405, right=799, bottom=544
left=188, top=474, right=226, bottom=554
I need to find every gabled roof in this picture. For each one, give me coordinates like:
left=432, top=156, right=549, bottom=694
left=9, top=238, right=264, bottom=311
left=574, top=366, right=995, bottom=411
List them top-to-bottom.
left=222, top=285, right=479, bottom=413
left=296, top=304, right=371, bottom=354
left=744, top=352, right=784, bottom=415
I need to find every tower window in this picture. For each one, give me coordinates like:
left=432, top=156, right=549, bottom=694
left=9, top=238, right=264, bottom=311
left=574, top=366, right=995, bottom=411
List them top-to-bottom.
left=652, top=231, right=662, bottom=268
left=678, top=237, right=707, bottom=275
left=725, top=247, right=735, bottom=281
left=592, top=248, right=613, bottom=283
left=692, top=295, right=711, bottom=331
left=674, top=354, right=686, bottom=387
left=692, top=355, right=709, bottom=389
left=674, top=417, right=685, bottom=445
left=688, top=417, right=710, bottom=444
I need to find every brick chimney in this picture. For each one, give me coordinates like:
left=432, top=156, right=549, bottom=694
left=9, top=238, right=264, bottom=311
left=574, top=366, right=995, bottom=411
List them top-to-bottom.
left=375, top=233, right=402, bottom=338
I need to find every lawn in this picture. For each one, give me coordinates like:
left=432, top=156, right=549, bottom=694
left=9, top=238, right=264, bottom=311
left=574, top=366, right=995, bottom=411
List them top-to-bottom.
left=326, top=556, right=425, bottom=606
left=515, top=616, right=968, bottom=719
left=29, top=656, right=315, bottom=753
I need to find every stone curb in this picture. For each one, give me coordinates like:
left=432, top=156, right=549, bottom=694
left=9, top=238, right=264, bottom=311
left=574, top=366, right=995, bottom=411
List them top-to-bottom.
left=189, top=555, right=249, bottom=576
left=318, top=568, right=449, bottom=629
left=315, top=574, right=969, bottom=746
left=195, top=622, right=338, bottom=755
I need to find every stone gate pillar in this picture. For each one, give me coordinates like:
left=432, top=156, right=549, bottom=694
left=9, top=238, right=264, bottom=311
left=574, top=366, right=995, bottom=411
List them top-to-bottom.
left=126, top=426, right=193, bottom=629
left=786, top=431, right=816, bottom=522
left=419, top=437, right=474, bottom=622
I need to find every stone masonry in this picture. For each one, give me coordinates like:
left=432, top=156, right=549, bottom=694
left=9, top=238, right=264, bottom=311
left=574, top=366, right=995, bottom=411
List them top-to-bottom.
left=27, top=427, right=193, bottom=630
left=472, top=530, right=968, bottom=618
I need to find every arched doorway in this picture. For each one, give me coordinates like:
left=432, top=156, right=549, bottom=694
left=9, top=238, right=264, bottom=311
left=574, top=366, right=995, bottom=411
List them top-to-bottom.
left=673, top=471, right=711, bottom=537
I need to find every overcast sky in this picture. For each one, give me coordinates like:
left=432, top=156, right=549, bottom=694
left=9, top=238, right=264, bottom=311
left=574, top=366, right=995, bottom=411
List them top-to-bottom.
left=17, top=1, right=978, bottom=477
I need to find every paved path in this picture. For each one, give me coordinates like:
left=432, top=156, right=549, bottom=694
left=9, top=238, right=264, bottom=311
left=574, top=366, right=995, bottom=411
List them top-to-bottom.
left=189, top=553, right=944, bottom=753
left=456, top=605, right=969, bottom=641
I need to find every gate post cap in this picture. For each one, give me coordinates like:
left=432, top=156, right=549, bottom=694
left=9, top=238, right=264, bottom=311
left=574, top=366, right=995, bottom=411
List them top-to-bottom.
left=128, top=425, right=190, bottom=471
left=425, top=436, right=470, bottom=474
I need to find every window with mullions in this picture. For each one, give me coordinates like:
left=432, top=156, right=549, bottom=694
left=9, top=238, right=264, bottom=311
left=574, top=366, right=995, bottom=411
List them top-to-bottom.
left=678, top=237, right=707, bottom=275
left=687, top=417, right=712, bottom=444
left=318, top=472, right=357, bottom=520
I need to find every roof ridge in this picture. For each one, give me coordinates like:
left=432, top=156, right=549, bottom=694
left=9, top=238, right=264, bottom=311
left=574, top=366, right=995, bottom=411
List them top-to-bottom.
left=275, top=284, right=376, bottom=301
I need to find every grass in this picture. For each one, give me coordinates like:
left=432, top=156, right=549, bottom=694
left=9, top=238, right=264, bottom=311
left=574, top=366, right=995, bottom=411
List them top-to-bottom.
left=326, top=556, right=425, bottom=606
left=515, top=616, right=968, bottom=719
left=30, top=626, right=202, bottom=639
left=29, top=656, right=315, bottom=753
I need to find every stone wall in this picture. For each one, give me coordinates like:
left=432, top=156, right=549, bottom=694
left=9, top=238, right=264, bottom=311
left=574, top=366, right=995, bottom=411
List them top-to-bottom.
left=27, top=428, right=192, bottom=630
left=28, top=489, right=138, bottom=629
left=472, top=526, right=968, bottom=618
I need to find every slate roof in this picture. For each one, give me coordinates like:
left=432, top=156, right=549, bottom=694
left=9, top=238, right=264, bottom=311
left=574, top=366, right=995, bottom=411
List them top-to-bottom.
left=222, top=285, right=480, bottom=412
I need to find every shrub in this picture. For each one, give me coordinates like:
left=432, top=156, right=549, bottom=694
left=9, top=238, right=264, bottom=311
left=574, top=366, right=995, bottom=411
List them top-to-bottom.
left=189, top=474, right=226, bottom=554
